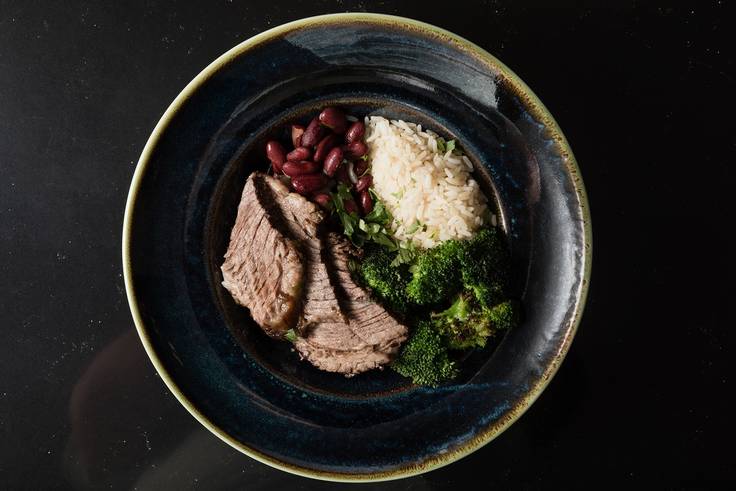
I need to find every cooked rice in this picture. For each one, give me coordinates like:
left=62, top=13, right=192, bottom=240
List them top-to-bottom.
left=365, top=116, right=491, bottom=248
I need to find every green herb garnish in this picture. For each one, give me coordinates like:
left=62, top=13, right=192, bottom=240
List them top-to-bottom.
left=436, top=137, right=446, bottom=153
left=436, top=137, right=457, bottom=154
left=331, top=183, right=397, bottom=250
left=391, top=188, right=405, bottom=200
left=364, top=195, right=391, bottom=225
left=406, top=220, right=422, bottom=235
left=391, top=240, right=418, bottom=267
left=284, top=329, right=297, bottom=343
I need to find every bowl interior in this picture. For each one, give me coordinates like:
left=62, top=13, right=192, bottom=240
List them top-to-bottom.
left=125, top=14, right=589, bottom=479
left=201, top=74, right=537, bottom=396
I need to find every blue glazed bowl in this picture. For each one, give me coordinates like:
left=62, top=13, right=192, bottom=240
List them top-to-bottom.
left=123, top=13, right=591, bottom=481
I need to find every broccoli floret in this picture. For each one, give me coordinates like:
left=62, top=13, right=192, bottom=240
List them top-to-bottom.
left=404, top=227, right=510, bottom=308
left=458, top=227, right=510, bottom=309
left=405, top=240, right=463, bottom=305
left=358, top=247, right=412, bottom=314
left=432, top=294, right=493, bottom=350
left=432, top=295, right=519, bottom=350
left=487, top=300, right=519, bottom=331
left=392, top=321, right=458, bottom=386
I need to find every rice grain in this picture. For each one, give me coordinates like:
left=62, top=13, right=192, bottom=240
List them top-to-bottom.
left=365, top=116, right=491, bottom=248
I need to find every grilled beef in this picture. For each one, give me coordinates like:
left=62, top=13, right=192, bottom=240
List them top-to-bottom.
left=222, top=172, right=408, bottom=375
left=221, top=173, right=307, bottom=336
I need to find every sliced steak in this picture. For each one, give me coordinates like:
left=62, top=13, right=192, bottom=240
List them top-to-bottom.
left=221, top=173, right=304, bottom=337
left=222, top=173, right=408, bottom=375
left=256, top=175, right=348, bottom=331
left=293, top=233, right=409, bottom=376
left=326, top=233, right=409, bottom=352
left=292, top=339, right=392, bottom=374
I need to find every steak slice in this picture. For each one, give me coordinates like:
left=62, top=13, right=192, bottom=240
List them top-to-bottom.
left=221, top=173, right=304, bottom=337
left=256, top=175, right=348, bottom=331
left=326, top=233, right=409, bottom=353
left=292, top=234, right=408, bottom=375
left=292, top=339, right=393, bottom=374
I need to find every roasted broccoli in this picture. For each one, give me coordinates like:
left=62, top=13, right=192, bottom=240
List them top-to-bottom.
left=362, top=226, right=519, bottom=387
left=403, top=227, right=510, bottom=308
left=457, top=227, right=510, bottom=309
left=405, top=239, right=463, bottom=305
left=358, top=247, right=412, bottom=314
left=431, top=294, right=518, bottom=350
left=431, top=294, right=493, bottom=350
left=486, top=300, right=519, bottom=331
left=392, top=321, right=458, bottom=386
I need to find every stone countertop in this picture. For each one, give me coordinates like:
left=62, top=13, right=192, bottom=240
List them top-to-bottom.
left=1, top=1, right=732, bottom=488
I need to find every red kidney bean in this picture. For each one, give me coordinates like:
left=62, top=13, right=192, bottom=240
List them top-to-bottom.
left=318, top=107, right=347, bottom=134
left=301, top=117, right=325, bottom=147
left=345, top=121, right=365, bottom=143
left=291, top=125, right=305, bottom=147
left=313, top=134, right=339, bottom=163
left=266, top=140, right=286, bottom=173
left=266, top=140, right=286, bottom=164
left=344, top=141, right=368, bottom=159
left=286, top=146, right=312, bottom=162
left=323, top=146, right=344, bottom=177
left=353, top=159, right=369, bottom=176
left=282, top=160, right=320, bottom=177
left=335, top=164, right=351, bottom=185
left=291, top=174, right=328, bottom=195
left=355, top=174, right=373, bottom=193
left=359, top=190, right=373, bottom=214
left=312, top=193, right=332, bottom=209
left=344, top=199, right=359, bottom=215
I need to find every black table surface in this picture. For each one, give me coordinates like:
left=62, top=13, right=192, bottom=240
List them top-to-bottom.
left=2, top=1, right=733, bottom=489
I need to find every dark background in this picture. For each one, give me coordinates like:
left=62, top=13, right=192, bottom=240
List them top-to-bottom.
left=1, top=1, right=733, bottom=489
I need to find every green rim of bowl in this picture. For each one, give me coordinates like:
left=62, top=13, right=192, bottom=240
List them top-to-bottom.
left=122, top=12, right=592, bottom=482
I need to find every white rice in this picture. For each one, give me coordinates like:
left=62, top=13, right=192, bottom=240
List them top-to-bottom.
left=365, top=116, right=491, bottom=249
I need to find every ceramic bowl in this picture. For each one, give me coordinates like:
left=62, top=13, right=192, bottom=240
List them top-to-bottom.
left=123, top=13, right=591, bottom=481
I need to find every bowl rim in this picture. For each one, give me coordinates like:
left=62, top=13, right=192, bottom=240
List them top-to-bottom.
left=122, top=12, right=592, bottom=482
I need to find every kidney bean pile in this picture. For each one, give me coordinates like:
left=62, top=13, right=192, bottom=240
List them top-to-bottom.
left=265, top=106, right=374, bottom=215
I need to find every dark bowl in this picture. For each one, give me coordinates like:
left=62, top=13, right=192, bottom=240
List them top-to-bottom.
left=123, top=13, right=591, bottom=481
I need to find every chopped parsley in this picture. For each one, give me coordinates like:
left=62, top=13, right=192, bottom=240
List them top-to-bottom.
left=436, top=137, right=457, bottom=154
left=331, top=183, right=397, bottom=250
left=406, top=220, right=423, bottom=235
left=391, top=240, right=418, bottom=267
left=284, top=329, right=297, bottom=343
